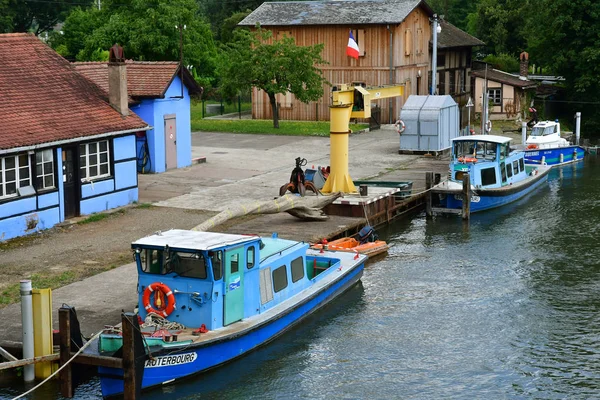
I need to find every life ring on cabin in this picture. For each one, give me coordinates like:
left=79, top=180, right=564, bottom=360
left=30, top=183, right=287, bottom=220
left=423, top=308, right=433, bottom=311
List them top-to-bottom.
left=394, top=119, right=406, bottom=134
left=485, top=120, right=492, bottom=133
left=526, top=144, right=539, bottom=150
left=458, top=156, right=477, bottom=163
left=142, top=282, right=176, bottom=317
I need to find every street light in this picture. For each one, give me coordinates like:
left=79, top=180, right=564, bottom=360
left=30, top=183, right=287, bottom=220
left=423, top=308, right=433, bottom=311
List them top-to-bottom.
left=430, top=14, right=441, bottom=95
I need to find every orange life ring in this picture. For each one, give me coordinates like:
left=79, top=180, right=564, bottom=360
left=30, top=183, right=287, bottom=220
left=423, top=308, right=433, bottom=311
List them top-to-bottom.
left=526, top=144, right=539, bottom=150
left=458, top=156, right=477, bottom=163
left=142, top=282, right=176, bottom=317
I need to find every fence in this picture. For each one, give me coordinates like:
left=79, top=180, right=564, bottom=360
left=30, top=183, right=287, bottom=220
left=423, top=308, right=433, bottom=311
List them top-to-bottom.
left=199, top=89, right=252, bottom=118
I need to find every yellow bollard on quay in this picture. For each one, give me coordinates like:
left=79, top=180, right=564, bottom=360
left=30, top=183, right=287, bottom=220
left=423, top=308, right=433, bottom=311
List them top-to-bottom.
left=32, top=288, right=53, bottom=379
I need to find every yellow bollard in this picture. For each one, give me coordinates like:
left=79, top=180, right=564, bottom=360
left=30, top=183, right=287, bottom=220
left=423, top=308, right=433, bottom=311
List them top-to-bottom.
left=32, top=288, right=53, bottom=379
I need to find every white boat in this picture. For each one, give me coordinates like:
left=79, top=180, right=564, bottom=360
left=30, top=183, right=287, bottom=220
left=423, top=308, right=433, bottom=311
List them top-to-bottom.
left=524, top=120, right=585, bottom=166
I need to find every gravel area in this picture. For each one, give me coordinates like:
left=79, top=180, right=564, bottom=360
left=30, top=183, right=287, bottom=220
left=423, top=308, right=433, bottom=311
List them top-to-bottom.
left=0, top=206, right=213, bottom=296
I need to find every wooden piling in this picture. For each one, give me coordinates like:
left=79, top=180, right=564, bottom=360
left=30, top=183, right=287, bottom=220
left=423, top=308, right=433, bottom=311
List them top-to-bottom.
left=425, top=172, right=433, bottom=218
left=462, top=173, right=470, bottom=220
left=59, top=307, right=73, bottom=398
left=122, top=312, right=145, bottom=399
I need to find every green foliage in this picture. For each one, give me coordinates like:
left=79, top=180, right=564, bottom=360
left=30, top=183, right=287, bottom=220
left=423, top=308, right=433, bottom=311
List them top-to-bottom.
left=0, top=0, right=93, bottom=35
left=426, top=0, right=478, bottom=32
left=220, top=10, right=252, bottom=44
left=218, top=27, right=329, bottom=128
left=483, top=53, right=520, bottom=72
left=191, top=119, right=368, bottom=137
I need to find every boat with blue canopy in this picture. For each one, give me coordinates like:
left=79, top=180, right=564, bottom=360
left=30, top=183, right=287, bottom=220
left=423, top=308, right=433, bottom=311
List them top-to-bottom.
left=431, top=134, right=551, bottom=214
left=95, top=229, right=366, bottom=398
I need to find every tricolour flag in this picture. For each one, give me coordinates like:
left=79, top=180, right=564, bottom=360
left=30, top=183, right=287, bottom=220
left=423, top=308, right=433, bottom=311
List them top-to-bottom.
left=346, top=30, right=360, bottom=59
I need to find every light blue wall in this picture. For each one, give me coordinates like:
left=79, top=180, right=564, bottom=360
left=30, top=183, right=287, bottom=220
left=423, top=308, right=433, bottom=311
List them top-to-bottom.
left=130, top=76, right=192, bottom=173
left=80, top=187, right=138, bottom=215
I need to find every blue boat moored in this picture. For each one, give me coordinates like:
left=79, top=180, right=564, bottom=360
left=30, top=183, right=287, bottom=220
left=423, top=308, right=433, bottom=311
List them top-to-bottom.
left=524, top=120, right=585, bottom=166
left=431, top=134, right=550, bottom=215
left=95, top=229, right=366, bottom=398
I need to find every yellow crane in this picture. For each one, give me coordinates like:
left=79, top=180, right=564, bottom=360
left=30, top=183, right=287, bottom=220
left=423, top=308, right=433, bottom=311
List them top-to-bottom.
left=321, top=83, right=405, bottom=194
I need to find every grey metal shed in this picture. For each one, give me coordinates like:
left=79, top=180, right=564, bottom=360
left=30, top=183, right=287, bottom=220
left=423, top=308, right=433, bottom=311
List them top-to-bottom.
left=399, top=95, right=459, bottom=153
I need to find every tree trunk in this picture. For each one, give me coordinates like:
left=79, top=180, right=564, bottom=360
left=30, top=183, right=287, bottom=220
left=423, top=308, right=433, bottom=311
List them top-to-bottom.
left=268, top=92, right=279, bottom=129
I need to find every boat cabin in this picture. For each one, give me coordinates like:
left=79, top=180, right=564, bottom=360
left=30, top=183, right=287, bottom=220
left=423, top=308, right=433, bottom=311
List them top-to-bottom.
left=526, top=120, right=568, bottom=150
left=451, top=135, right=529, bottom=189
left=132, top=229, right=340, bottom=331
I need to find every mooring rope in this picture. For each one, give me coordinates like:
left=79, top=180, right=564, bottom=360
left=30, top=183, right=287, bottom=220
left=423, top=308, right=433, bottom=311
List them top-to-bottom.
left=11, top=329, right=106, bottom=400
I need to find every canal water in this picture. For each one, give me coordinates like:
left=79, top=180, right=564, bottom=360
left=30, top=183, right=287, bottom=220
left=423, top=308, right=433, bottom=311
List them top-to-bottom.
left=2, top=157, right=599, bottom=400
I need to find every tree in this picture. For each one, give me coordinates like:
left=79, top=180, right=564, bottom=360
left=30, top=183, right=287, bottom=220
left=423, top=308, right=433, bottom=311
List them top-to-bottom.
left=6, top=0, right=94, bottom=35
left=52, top=0, right=217, bottom=84
left=218, top=28, right=329, bottom=128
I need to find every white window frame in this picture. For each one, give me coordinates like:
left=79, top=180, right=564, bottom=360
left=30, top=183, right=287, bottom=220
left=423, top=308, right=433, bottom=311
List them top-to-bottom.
left=79, top=140, right=111, bottom=182
left=35, top=149, right=55, bottom=190
left=0, top=153, right=32, bottom=199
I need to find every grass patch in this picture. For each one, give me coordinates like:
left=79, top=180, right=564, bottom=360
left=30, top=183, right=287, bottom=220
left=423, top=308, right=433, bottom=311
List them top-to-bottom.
left=191, top=101, right=252, bottom=119
left=191, top=119, right=369, bottom=136
left=136, top=203, right=153, bottom=209
left=78, top=213, right=110, bottom=224
left=0, top=271, right=77, bottom=306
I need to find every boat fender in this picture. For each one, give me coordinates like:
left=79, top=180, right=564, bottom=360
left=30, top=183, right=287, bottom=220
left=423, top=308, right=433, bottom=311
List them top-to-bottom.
left=395, top=119, right=406, bottom=134
left=485, top=120, right=492, bottom=133
left=526, top=144, right=539, bottom=150
left=458, top=157, right=477, bottom=163
left=143, top=282, right=176, bottom=318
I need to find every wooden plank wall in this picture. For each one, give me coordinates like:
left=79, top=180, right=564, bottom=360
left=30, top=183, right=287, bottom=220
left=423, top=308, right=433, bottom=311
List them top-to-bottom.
left=252, top=6, right=433, bottom=124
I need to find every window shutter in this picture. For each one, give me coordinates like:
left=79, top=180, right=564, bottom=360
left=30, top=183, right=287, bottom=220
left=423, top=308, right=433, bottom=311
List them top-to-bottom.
left=404, top=29, right=412, bottom=56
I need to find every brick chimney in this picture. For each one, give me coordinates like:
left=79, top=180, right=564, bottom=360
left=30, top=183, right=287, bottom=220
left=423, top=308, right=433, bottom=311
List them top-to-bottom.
left=108, top=44, right=129, bottom=116
left=519, top=51, right=529, bottom=81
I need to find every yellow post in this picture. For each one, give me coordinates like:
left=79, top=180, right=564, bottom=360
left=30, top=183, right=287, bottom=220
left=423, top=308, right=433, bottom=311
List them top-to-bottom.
left=32, top=288, right=53, bottom=379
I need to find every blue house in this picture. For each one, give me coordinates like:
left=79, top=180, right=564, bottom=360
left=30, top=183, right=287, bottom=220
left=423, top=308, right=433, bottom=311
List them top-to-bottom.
left=0, top=35, right=150, bottom=241
left=75, top=60, right=203, bottom=173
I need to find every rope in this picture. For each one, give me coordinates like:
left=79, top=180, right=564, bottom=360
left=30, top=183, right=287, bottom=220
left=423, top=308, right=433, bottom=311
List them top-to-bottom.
left=142, top=312, right=187, bottom=331
left=11, top=329, right=106, bottom=400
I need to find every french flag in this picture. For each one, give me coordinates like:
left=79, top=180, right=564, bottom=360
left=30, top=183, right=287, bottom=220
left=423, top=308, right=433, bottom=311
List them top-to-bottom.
left=346, top=30, right=360, bottom=59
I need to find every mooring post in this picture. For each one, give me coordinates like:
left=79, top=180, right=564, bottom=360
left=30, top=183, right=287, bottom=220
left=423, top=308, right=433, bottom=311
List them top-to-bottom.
left=425, top=172, right=433, bottom=218
left=462, top=173, right=470, bottom=220
left=20, top=280, right=35, bottom=382
left=59, top=307, right=73, bottom=398
left=122, top=312, right=145, bottom=400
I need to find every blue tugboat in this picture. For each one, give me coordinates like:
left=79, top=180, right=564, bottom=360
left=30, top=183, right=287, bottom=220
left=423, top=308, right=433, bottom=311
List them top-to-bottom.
left=524, top=120, right=585, bottom=166
left=431, top=135, right=551, bottom=214
left=96, top=229, right=366, bottom=398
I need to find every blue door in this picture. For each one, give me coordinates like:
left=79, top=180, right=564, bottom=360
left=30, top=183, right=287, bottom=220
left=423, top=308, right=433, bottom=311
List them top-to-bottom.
left=224, top=246, right=244, bottom=325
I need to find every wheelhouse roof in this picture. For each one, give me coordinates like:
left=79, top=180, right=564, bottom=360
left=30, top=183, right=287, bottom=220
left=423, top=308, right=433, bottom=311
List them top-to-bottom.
left=452, top=134, right=512, bottom=144
left=132, top=229, right=258, bottom=251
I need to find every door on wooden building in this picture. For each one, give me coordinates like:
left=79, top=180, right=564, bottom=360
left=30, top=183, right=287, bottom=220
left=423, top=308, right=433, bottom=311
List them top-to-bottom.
left=164, top=114, right=177, bottom=170
left=62, top=146, right=79, bottom=219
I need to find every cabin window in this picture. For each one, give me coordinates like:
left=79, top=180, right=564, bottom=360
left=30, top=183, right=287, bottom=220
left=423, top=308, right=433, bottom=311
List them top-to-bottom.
left=487, top=88, right=502, bottom=105
left=80, top=140, right=110, bottom=181
left=484, top=142, right=497, bottom=160
left=500, top=144, right=510, bottom=159
left=35, top=149, right=55, bottom=190
left=0, top=153, right=31, bottom=198
left=519, top=158, right=525, bottom=172
left=513, top=160, right=519, bottom=174
left=501, top=162, right=507, bottom=182
left=506, top=163, right=513, bottom=178
left=480, top=167, right=497, bottom=186
left=247, top=246, right=255, bottom=269
left=140, top=249, right=165, bottom=274
left=210, top=250, right=223, bottom=280
left=170, top=252, right=207, bottom=279
left=230, top=252, right=239, bottom=273
left=291, top=256, right=304, bottom=283
left=272, top=265, right=288, bottom=293
left=260, top=268, right=274, bottom=305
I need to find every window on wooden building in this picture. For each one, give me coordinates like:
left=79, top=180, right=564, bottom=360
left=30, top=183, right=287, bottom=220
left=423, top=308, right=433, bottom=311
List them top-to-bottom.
left=351, top=29, right=366, bottom=57
left=404, top=29, right=412, bottom=56
left=277, top=31, right=292, bottom=41
left=449, top=71, right=456, bottom=95
left=487, top=88, right=502, bottom=105
left=277, top=91, right=293, bottom=109
left=79, top=140, right=110, bottom=182
left=35, top=149, right=55, bottom=190
left=0, top=153, right=31, bottom=199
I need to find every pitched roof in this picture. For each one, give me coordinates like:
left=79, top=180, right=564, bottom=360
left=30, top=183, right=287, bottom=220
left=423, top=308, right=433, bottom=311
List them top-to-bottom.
left=239, top=0, right=433, bottom=26
left=437, top=20, right=484, bottom=48
left=0, top=33, right=149, bottom=153
left=73, top=61, right=203, bottom=100
left=471, top=68, right=537, bottom=89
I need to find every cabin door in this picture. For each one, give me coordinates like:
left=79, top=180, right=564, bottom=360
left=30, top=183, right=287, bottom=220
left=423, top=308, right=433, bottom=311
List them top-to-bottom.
left=224, top=246, right=244, bottom=325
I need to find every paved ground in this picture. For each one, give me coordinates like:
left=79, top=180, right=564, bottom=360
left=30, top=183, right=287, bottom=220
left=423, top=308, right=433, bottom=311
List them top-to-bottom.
left=0, top=124, right=440, bottom=349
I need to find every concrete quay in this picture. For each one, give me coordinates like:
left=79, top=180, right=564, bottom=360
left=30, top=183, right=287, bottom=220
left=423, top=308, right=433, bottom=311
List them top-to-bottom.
left=0, top=125, right=449, bottom=351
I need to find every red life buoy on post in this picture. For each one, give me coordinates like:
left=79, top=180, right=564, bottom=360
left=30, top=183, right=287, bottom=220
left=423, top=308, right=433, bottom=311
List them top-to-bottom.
left=395, top=119, right=406, bottom=134
left=143, top=282, right=176, bottom=317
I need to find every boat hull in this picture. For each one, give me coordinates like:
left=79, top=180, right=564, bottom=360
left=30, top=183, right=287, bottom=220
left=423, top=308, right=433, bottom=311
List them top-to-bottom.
left=524, top=145, right=585, bottom=166
left=432, top=166, right=550, bottom=213
left=98, top=262, right=364, bottom=398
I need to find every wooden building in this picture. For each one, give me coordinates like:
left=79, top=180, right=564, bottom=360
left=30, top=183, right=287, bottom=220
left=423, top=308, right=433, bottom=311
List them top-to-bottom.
left=239, top=0, right=484, bottom=125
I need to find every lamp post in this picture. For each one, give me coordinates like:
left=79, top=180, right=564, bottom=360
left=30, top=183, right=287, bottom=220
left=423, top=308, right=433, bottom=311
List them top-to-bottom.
left=430, top=14, right=441, bottom=95
left=175, top=24, right=186, bottom=99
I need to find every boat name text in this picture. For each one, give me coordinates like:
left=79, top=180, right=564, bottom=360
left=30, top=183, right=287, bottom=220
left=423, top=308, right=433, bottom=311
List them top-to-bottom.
left=144, top=352, right=197, bottom=368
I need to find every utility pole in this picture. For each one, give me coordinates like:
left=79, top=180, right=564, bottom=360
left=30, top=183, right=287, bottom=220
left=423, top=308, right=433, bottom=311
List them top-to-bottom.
left=175, top=24, right=186, bottom=99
